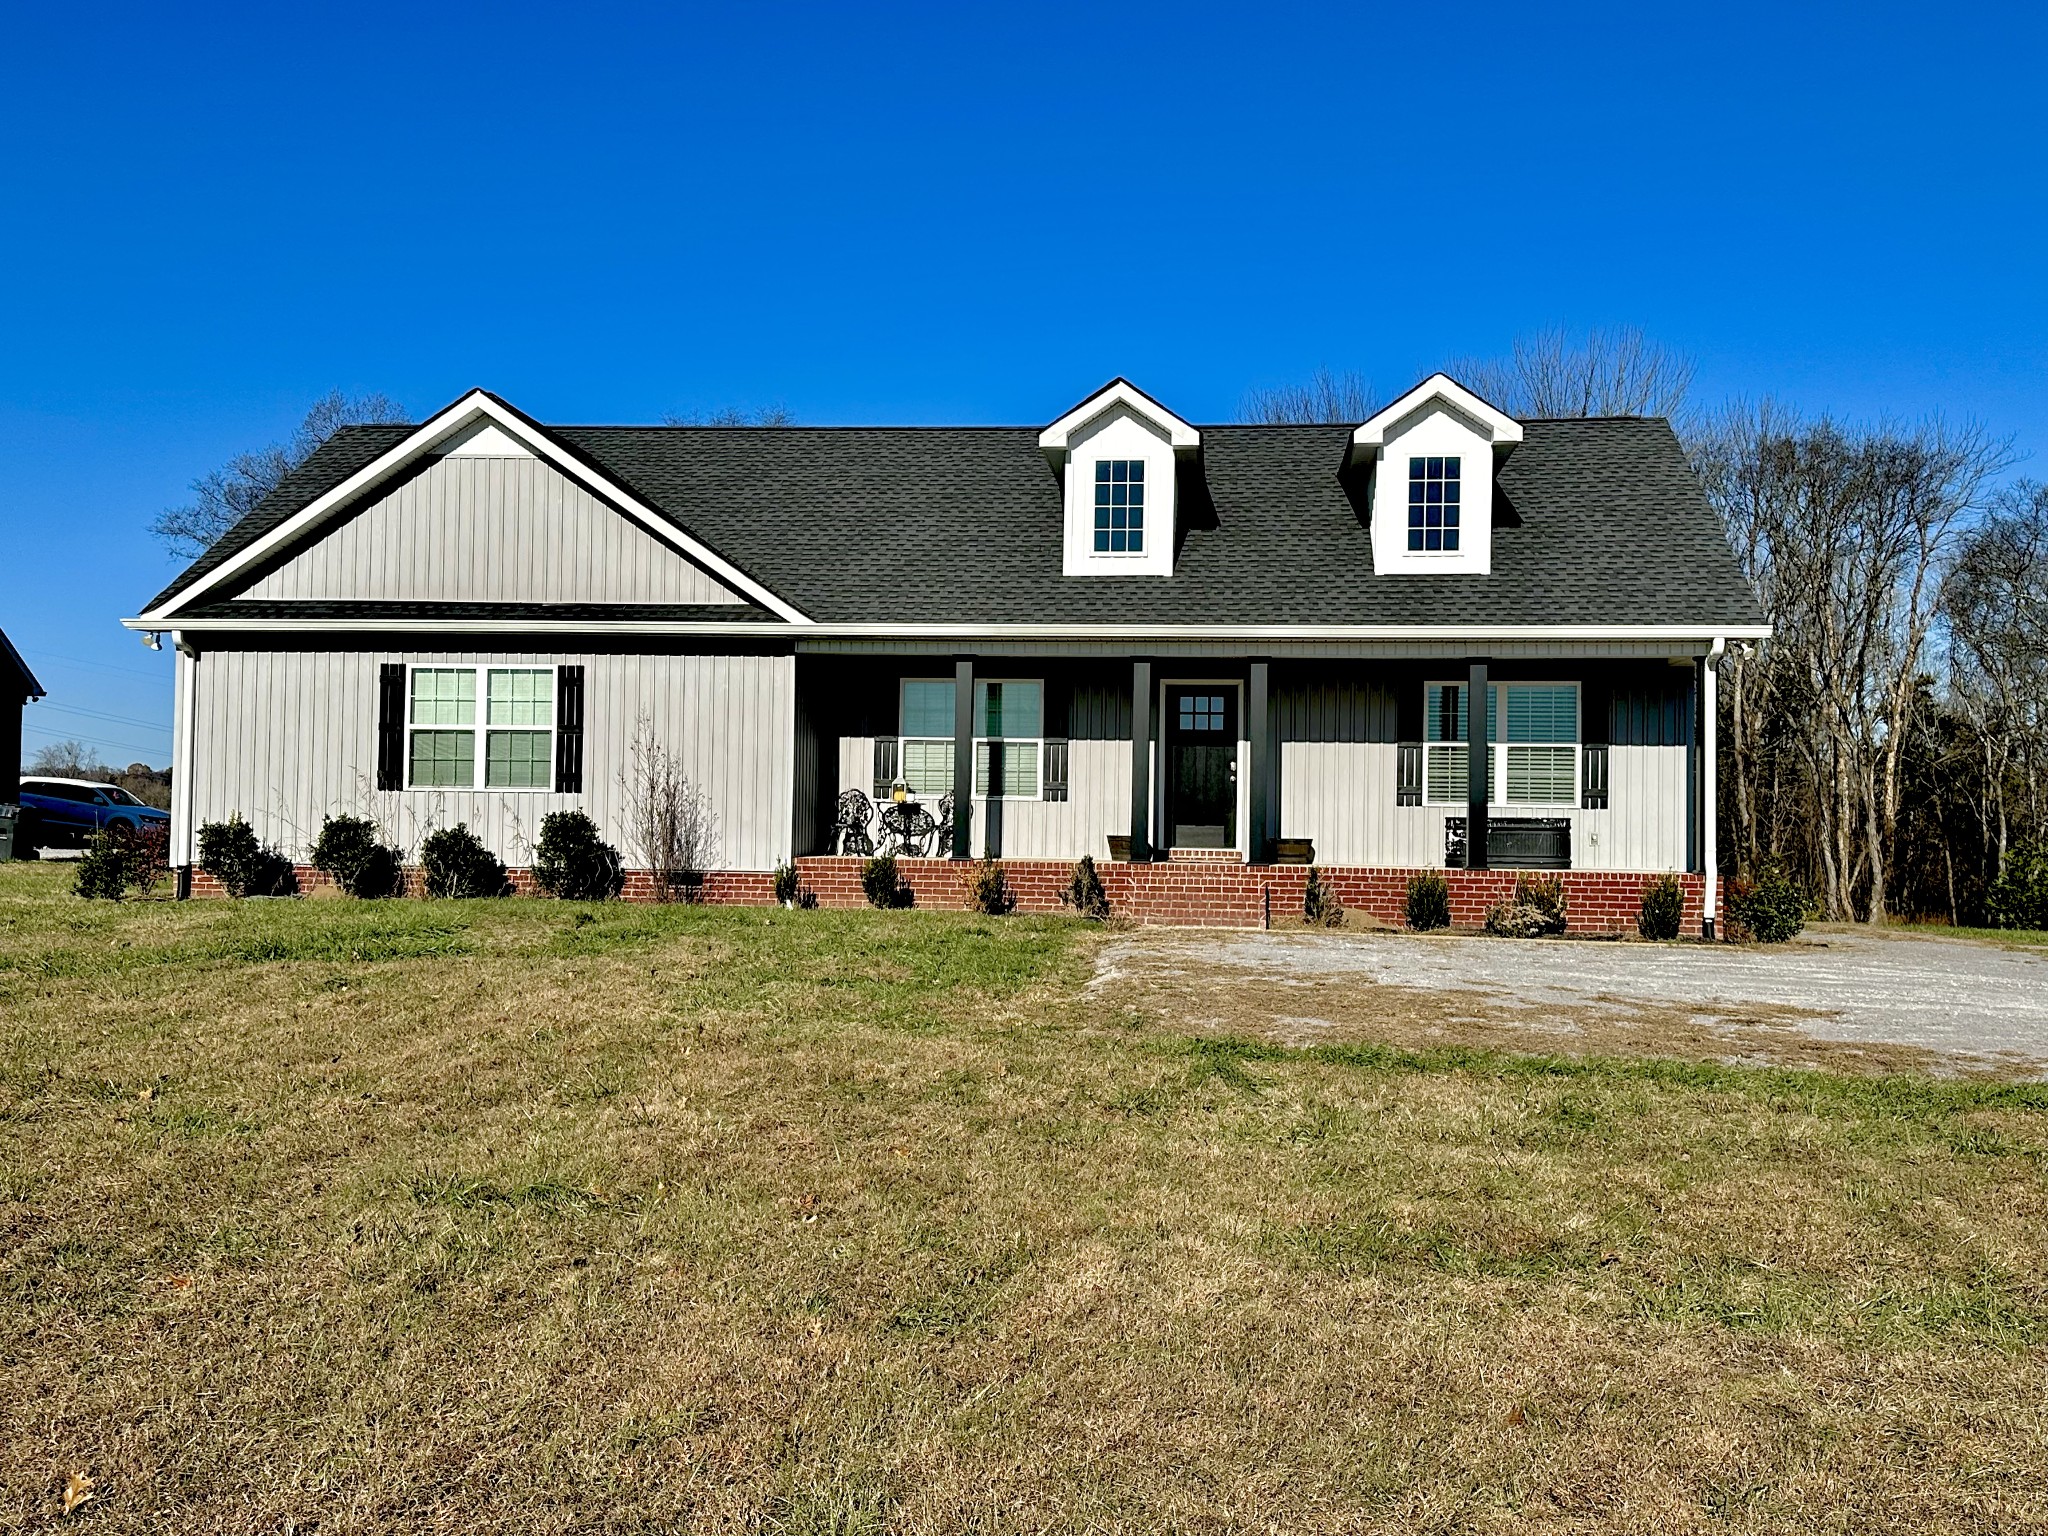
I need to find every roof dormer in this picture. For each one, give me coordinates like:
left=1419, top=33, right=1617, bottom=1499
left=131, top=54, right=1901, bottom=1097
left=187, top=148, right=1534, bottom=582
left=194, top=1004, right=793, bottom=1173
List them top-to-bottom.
left=1347, top=374, right=1522, bottom=577
left=1040, top=379, right=1200, bottom=578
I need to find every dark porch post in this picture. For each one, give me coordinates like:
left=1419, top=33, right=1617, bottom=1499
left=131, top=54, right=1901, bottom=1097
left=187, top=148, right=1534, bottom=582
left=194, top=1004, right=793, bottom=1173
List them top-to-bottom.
left=952, top=656, right=974, bottom=860
left=1466, top=657, right=1489, bottom=869
left=1130, top=658, right=1152, bottom=860
left=1248, top=658, right=1271, bottom=863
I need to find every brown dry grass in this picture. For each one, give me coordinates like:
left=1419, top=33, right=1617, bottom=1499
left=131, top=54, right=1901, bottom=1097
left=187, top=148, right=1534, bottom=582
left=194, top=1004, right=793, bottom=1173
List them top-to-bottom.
left=2, top=862, right=2044, bottom=1533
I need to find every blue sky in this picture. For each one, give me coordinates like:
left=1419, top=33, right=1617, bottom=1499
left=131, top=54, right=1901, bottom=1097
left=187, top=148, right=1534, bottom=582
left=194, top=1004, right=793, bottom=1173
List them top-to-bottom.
left=3, top=1, right=2044, bottom=769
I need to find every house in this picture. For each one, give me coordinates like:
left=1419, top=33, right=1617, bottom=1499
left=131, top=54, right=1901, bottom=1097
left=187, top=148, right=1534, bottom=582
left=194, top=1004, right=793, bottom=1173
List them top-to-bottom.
left=126, top=375, right=1768, bottom=930
left=1, top=628, right=47, bottom=814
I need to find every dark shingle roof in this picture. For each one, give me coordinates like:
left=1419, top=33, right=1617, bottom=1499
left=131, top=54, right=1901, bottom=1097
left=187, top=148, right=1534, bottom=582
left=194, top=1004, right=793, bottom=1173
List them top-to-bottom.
left=147, top=415, right=1764, bottom=630
left=1, top=628, right=45, bottom=698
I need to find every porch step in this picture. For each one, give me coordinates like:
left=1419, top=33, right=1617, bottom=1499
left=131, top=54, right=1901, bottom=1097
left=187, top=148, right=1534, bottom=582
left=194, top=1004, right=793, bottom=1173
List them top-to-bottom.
left=1165, top=847, right=1246, bottom=864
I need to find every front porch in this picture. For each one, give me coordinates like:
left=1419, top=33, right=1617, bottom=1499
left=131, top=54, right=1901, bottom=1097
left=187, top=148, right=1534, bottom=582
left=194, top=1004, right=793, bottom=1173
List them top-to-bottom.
left=794, top=650, right=1716, bottom=910
left=787, top=856, right=1712, bottom=932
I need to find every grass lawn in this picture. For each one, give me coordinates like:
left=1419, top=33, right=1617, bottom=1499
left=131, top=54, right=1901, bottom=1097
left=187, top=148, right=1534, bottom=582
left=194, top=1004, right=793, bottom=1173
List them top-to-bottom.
left=3, top=862, right=2044, bottom=1533
left=1888, top=921, right=2048, bottom=949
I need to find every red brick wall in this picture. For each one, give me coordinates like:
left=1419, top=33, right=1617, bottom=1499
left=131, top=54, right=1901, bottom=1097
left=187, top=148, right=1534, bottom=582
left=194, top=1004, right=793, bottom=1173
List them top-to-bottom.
left=183, top=860, right=1707, bottom=934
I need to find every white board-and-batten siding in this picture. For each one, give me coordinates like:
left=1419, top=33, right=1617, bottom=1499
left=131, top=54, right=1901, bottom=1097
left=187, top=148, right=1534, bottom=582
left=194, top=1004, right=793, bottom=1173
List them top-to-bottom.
left=241, top=455, right=745, bottom=606
left=179, top=648, right=794, bottom=870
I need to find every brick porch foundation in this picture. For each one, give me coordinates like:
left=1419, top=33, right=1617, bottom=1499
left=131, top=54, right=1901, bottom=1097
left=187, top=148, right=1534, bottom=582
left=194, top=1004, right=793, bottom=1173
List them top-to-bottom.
left=189, top=861, right=1708, bottom=933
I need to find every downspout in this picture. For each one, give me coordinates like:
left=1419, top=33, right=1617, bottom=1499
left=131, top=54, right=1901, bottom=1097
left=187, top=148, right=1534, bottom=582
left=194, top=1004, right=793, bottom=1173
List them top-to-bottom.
left=172, top=631, right=198, bottom=899
left=1704, top=636, right=1725, bottom=939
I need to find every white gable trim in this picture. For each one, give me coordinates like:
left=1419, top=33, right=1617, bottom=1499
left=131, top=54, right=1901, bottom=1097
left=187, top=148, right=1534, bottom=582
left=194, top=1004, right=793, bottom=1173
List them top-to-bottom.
left=1351, top=373, right=1523, bottom=451
left=1039, top=378, right=1201, bottom=461
left=142, top=390, right=811, bottom=624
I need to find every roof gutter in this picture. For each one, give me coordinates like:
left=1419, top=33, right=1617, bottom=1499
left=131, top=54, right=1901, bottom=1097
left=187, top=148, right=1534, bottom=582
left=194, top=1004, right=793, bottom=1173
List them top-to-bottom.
left=124, top=615, right=1773, bottom=643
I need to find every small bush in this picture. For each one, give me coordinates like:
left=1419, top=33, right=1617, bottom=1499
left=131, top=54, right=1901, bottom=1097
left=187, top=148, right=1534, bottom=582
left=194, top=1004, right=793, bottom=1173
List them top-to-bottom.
left=532, top=811, right=621, bottom=900
left=310, top=813, right=404, bottom=898
left=197, top=815, right=295, bottom=898
left=127, top=822, right=170, bottom=897
left=420, top=824, right=507, bottom=899
left=73, top=832, right=133, bottom=900
left=1985, top=845, right=2048, bottom=931
left=861, top=854, right=908, bottom=909
left=1060, top=855, right=1110, bottom=920
left=963, top=858, right=1015, bottom=916
left=770, top=862, right=815, bottom=908
left=1727, top=863, right=1806, bottom=944
left=1303, top=865, right=1344, bottom=927
left=1405, top=870, right=1451, bottom=931
left=1484, top=871, right=1568, bottom=938
left=1637, top=873, right=1685, bottom=940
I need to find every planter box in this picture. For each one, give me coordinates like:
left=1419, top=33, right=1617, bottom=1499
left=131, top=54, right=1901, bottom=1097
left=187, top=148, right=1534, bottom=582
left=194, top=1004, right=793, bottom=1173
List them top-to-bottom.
left=1106, top=835, right=1132, bottom=863
left=1273, top=838, right=1315, bottom=865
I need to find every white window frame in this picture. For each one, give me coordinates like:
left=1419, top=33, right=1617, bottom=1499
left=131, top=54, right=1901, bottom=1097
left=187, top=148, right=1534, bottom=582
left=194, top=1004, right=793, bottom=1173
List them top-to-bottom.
left=1405, top=453, right=1464, bottom=555
left=1091, top=457, right=1148, bottom=557
left=405, top=663, right=557, bottom=792
left=898, top=677, right=1046, bottom=802
left=1423, top=680, right=1580, bottom=809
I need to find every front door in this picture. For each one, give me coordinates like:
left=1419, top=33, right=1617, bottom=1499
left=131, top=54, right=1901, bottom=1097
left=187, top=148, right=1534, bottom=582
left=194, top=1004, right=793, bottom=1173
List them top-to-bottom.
left=1165, top=686, right=1237, bottom=849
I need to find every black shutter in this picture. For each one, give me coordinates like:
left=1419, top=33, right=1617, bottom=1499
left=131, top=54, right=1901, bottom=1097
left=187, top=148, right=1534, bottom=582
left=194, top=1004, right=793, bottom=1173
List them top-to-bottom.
left=376, top=663, right=405, bottom=791
left=554, top=665, right=585, bottom=793
left=873, top=736, right=899, bottom=800
left=1042, top=739, right=1069, bottom=802
left=1396, top=742, right=1423, bottom=806
left=1582, top=743, right=1610, bottom=810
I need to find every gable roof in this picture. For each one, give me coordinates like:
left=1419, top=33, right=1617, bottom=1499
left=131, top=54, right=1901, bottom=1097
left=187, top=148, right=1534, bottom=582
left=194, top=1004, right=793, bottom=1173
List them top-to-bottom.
left=139, top=408, right=1766, bottom=634
left=0, top=629, right=45, bottom=699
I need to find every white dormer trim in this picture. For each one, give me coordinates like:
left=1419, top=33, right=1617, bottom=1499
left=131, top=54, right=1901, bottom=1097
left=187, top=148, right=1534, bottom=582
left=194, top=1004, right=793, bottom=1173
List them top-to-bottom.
left=1349, top=373, right=1522, bottom=579
left=1350, top=373, right=1522, bottom=454
left=1039, top=377, right=1201, bottom=462
left=1042, top=379, right=1199, bottom=580
left=141, top=389, right=811, bottom=624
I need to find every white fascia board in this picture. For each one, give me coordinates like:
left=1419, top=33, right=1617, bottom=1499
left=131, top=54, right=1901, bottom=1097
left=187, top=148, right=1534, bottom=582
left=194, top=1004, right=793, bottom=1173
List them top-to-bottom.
left=1352, top=373, right=1524, bottom=449
left=1039, top=379, right=1201, bottom=458
left=141, top=390, right=812, bottom=626
left=125, top=615, right=1772, bottom=643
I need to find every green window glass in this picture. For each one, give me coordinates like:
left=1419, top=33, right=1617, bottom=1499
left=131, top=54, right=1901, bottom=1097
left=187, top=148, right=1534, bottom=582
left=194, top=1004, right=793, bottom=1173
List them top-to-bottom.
left=411, top=667, right=475, bottom=726
left=487, top=668, right=552, bottom=727
left=901, top=680, right=955, bottom=738
left=975, top=680, right=1042, bottom=739
left=1504, top=684, right=1576, bottom=744
left=409, top=729, right=475, bottom=788
left=486, top=730, right=552, bottom=788
left=900, top=738, right=953, bottom=795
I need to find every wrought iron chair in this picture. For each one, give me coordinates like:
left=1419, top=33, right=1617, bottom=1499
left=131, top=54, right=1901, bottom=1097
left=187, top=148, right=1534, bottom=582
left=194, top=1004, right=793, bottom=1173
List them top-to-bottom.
left=833, top=789, right=875, bottom=856
left=933, top=793, right=956, bottom=858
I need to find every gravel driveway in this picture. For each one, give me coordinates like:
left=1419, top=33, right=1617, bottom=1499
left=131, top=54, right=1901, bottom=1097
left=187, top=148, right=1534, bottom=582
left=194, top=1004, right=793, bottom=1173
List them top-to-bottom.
left=1098, top=927, right=2048, bottom=1074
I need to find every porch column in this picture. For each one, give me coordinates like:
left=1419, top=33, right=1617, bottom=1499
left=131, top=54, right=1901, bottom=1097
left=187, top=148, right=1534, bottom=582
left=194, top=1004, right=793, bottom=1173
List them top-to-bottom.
left=952, top=656, right=973, bottom=860
left=1466, top=657, right=1488, bottom=869
left=1130, top=658, right=1152, bottom=860
left=1248, top=658, right=1271, bottom=862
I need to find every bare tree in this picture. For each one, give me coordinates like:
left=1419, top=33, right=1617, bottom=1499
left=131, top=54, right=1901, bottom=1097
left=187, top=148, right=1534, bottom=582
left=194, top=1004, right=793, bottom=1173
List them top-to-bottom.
left=1445, top=327, right=1696, bottom=422
left=1238, top=368, right=1380, bottom=424
left=152, top=390, right=411, bottom=557
left=1692, top=401, right=2014, bottom=921
left=661, top=404, right=797, bottom=426
left=620, top=714, right=719, bottom=899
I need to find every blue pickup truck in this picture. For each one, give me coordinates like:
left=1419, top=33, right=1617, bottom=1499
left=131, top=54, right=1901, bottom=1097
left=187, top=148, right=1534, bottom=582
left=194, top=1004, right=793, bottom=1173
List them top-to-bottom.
left=16, top=777, right=171, bottom=850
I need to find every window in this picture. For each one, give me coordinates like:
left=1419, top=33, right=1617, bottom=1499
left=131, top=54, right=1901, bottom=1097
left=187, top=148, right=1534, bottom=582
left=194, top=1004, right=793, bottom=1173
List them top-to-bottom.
left=1407, top=455, right=1461, bottom=552
left=1093, top=459, right=1145, bottom=553
left=406, top=665, right=555, bottom=790
left=898, top=678, right=1044, bottom=799
left=974, top=680, right=1042, bottom=798
left=1423, top=681, right=1578, bottom=806
left=1178, top=693, right=1226, bottom=731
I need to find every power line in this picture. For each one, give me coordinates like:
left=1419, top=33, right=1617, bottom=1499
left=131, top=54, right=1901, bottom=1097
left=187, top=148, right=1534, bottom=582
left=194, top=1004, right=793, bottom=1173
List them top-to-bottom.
left=34, top=701, right=172, bottom=734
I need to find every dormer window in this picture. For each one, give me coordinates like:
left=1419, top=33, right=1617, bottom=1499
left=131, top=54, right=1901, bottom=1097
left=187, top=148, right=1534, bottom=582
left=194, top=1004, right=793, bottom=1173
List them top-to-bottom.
left=1350, top=374, right=1522, bottom=577
left=1040, top=379, right=1199, bottom=578
left=1408, top=455, right=1461, bottom=552
left=1094, top=460, right=1145, bottom=553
